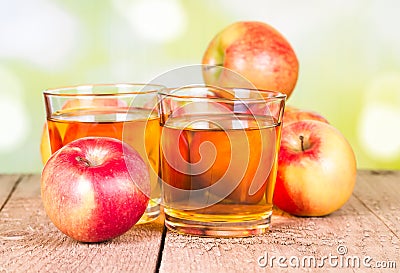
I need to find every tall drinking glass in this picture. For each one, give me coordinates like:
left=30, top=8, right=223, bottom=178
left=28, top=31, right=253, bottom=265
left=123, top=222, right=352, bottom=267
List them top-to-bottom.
left=43, top=83, right=165, bottom=224
left=158, top=85, right=286, bottom=236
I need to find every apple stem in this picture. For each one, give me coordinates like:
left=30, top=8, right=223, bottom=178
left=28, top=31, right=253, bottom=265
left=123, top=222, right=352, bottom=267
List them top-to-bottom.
left=299, top=135, right=305, bottom=152
left=76, top=156, right=91, bottom=167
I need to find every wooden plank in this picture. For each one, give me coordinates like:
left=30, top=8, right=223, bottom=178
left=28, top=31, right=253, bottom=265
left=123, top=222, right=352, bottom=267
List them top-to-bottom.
left=353, top=170, right=400, bottom=235
left=159, top=171, right=399, bottom=272
left=0, top=174, right=165, bottom=273
left=0, top=174, right=21, bottom=211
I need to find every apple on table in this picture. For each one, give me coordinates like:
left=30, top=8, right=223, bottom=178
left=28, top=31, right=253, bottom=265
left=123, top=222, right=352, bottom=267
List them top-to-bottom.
left=202, top=21, right=299, bottom=99
left=273, top=120, right=357, bottom=216
left=41, top=137, right=150, bottom=242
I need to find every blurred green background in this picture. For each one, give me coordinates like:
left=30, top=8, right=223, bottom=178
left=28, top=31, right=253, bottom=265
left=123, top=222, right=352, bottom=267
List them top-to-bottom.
left=0, top=0, right=399, bottom=173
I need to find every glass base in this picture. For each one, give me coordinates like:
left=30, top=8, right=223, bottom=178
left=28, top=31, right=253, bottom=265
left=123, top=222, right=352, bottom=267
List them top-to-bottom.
left=137, top=200, right=160, bottom=224
left=164, top=209, right=272, bottom=237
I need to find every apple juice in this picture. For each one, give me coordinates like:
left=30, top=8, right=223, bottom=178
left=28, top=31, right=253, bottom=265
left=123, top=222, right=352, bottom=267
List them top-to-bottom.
left=47, top=107, right=161, bottom=224
left=160, top=113, right=281, bottom=236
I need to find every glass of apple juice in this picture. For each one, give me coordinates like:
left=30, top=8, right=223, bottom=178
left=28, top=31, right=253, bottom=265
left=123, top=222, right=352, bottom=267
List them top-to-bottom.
left=43, top=83, right=166, bottom=224
left=158, top=85, right=286, bottom=237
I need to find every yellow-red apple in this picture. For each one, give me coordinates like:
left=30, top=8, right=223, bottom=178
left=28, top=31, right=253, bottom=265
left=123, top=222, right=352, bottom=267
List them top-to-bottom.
left=202, top=21, right=299, bottom=98
left=283, top=105, right=329, bottom=126
left=273, top=120, right=357, bottom=216
left=40, top=124, right=53, bottom=165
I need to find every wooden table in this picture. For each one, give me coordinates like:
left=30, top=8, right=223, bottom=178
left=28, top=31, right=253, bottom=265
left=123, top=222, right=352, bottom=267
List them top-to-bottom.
left=0, top=170, right=398, bottom=272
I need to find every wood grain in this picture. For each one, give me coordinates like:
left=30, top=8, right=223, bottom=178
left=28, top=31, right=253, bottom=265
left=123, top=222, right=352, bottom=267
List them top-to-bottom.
left=354, top=170, right=400, bottom=236
left=1, top=171, right=399, bottom=273
left=159, top=171, right=400, bottom=273
left=0, top=174, right=21, bottom=210
left=0, top=175, right=165, bottom=273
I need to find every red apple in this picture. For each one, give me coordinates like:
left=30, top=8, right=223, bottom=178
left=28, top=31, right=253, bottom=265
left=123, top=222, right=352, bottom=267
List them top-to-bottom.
left=202, top=21, right=299, bottom=98
left=283, top=105, right=329, bottom=126
left=274, top=120, right=357, bottom=216
left=41, top=137, right=150, bottom=242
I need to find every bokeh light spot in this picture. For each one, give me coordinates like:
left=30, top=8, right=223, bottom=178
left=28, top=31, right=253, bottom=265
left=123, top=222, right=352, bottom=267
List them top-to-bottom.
left=0, top=0, right=80, bottom=70
left=115, top=0, right=187, bottom=42
left=0, top=66, right=24, bottom=97
left=358, top=72, right=400, bottom=161
left=358, top=103, right=400, bottom=160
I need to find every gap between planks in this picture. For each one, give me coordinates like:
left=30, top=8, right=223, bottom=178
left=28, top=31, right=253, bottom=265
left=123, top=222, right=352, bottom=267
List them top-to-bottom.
left=0, top=174, right=24, bottom=212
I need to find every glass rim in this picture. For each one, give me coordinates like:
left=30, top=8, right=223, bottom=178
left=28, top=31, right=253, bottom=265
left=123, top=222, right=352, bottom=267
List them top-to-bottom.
left=43, top=83, right=166, bottom=96
left=158, top=85, right=287, bottom=102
